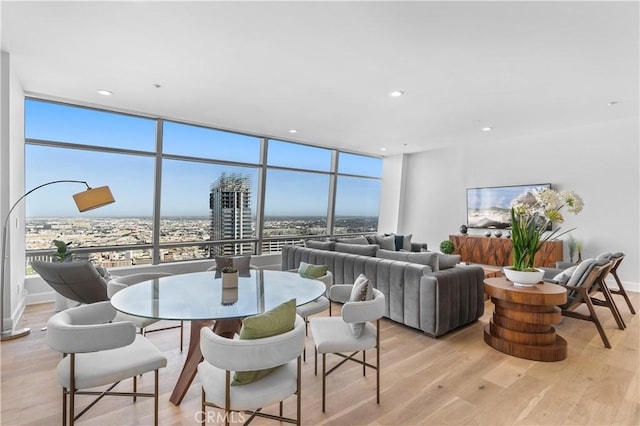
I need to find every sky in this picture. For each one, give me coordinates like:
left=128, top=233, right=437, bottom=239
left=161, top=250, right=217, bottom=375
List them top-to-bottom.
left=24, top=99, right=382, bottom=218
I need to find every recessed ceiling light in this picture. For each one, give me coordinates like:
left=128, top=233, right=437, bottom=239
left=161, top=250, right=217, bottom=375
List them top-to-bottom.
left=97, top=89, right=112, bottom=96
left=389, top=91, right=404, bottom=97
left=607, top=101, right=619, bottom=106
left=481, top=127, right=493, bottom=132
left=289, top=129, right=297, bottom=134
left=380, top=148, right=387, bottom=151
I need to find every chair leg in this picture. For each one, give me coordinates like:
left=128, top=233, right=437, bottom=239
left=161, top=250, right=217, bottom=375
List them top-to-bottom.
left=611, top=271, right=636, bottom=314
left=596, top=280, right=626, bottom=330
left=582, top=289, right=612, bottom=349
left=376, top=319, right=380, bottom=405
left=314, top=346, right=318, bottom=376
left=363, top=350, right=366, bottom=376
left=322, top=353, right=326, bottom=413
left=69, top=354, right=76, bottom=426
left=297, top=356, right=302, bottom=426
left=154, top=370, right=159, bottom=426
left=225, top=371, right=231, bottom=426
left=133, top=375, right=137, bottom=402
left=62, top=388, right=67, bottom=426
left=201, top=388, right=206, bottom=426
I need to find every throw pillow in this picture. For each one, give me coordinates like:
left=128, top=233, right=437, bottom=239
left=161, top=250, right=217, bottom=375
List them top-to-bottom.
left=386, top=233, right=413, bottom=251
left=402, top=234, right=413, bottom=251
left=365, top=235, right=377, bottom=244
left=375, top=235, right=396, bottom=251
left=335, top=236, right=370, bottom=245
left=305, top=240, right=335, bottom=251
left=334, top=242, right=379, bottom=256
left=375, top=249, right=439, bottom=272
left=420, top=249, right=440, bottom=272
left=437, top=253, right=461, bottom=270
left=215, top=255, right=252, bottom=273
left=298, top=261, right=329, bottom=278
left=95, top=265, right=111, bottom=282
left=552, top=265, right=578, bottom=285
left=348, top=274, right=373, bottom=338
left=232, top=298, right=297, bottom=386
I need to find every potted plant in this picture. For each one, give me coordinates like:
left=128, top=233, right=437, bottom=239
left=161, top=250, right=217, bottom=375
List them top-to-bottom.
left=505, top=188, right=584, bottom=286
left=52, top=239, right=73, bottom=262
left=439, top=240, right=455, bottom=255
left=221, top=266, right=239, bottom=288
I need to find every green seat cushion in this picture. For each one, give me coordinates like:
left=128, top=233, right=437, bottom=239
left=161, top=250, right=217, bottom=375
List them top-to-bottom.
left=298, top=261, right=329, bottom=279
left=232, top=298, right=297, bottom=385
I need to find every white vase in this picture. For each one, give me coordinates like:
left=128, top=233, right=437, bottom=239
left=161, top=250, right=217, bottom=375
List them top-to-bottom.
left=502, top=267, right=544, bottom=287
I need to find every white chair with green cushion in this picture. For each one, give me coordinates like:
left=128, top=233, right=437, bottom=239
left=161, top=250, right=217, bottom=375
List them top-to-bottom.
left=289, top=262, right=334, bottom=326
left=108, top=272, right=184, bottom=351
left=309, top=275, right=385, bottom=412
left=197, top=299, right=305, bottom=426
left=46, top=301, right=167, bottom=426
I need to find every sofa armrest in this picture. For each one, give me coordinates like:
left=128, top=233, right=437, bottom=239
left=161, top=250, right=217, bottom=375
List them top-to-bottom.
left=419, top=266, right=485, bottom=337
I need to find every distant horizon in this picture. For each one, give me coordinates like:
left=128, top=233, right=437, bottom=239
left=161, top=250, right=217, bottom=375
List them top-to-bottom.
left=26, top=215, right=379, bottom=219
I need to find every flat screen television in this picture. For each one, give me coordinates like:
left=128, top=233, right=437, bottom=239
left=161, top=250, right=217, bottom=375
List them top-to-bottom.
left=466, top=183, right=552, bottom=229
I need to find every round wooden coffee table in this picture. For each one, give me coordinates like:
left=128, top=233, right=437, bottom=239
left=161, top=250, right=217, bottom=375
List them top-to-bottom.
left=484, top=277, right=568, bottom=362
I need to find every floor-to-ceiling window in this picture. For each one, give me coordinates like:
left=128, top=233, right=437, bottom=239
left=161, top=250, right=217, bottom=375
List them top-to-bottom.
left=24, top=98, right=382, bottom=269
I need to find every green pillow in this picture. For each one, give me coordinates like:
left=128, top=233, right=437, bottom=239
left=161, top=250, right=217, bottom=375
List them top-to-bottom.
left=298, top=261, right=329, bottom=279
left=232, top=298, right=297, bottom=385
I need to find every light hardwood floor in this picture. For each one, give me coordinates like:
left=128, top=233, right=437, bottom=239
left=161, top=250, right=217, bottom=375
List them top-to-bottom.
left=2, top=292, right=639, bottom=425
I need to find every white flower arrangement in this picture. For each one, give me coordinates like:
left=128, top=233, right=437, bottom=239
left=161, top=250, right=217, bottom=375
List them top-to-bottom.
left=510, top=188, right=584, bottom=271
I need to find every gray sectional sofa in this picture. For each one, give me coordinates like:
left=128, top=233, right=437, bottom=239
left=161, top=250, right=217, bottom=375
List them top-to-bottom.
left=282, top=244, right=486, bottom=337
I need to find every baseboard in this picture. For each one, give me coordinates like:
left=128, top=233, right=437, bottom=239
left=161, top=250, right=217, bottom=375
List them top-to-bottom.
left=620, top=280, right=640, bottom=293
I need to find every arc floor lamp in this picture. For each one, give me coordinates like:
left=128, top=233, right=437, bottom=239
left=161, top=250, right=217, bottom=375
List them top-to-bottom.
left=1, top=180, right=115, bottom=341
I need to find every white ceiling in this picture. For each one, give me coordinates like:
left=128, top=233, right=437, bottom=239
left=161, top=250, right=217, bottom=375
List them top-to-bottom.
left=2, top=1, right=638, bottom=157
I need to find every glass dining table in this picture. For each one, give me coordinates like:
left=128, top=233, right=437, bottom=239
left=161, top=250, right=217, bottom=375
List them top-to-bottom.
left=110, top=269, right=326, bottom=405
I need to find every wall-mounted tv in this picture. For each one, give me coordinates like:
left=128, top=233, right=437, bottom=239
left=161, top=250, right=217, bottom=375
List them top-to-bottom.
left=466, top=183, right=552, bottom=229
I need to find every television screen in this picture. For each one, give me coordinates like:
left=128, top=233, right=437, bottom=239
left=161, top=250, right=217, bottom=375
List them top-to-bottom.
left=466, top=183, right=552, bottom=229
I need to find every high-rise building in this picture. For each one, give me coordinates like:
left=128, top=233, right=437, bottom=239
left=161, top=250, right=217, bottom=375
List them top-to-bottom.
left=209, top=173, right=253, bottom=256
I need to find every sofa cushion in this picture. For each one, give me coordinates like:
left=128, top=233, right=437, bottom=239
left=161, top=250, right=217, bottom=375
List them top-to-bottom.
left=375, top=235, right=396, bottom=251
left=335, top=236, right=369, bottom=245
left=305, top=240, right=334, bottom=251
left=334, top=242, right=379, bottom=256
left=376, top=249, right=438, bottom=272
left=437, top=254, right=461, bottom=270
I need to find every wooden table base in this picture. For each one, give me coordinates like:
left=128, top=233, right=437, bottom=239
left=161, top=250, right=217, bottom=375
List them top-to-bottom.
left=483, top=278, right=568, bottom=362
left=483, top=299, right=567, bottom=361
left=169, top=318, right=241, bottom=405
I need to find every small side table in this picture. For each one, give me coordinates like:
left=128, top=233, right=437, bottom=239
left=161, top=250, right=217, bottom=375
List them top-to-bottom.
left=483, top=277, right=568, bottom=362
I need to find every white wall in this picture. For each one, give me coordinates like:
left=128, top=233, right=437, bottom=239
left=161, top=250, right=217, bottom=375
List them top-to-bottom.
left=1, top=50, right=27, bottom=328
left=390, top=117, right=639, bottom=289
left=378, top=154, right=405, bottom=233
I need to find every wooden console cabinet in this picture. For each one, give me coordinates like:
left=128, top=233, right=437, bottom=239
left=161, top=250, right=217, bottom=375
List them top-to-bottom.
left=449, top=234, right=563, bottom=268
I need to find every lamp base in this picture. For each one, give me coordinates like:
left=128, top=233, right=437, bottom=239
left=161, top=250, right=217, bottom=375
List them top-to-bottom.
left=1, top=327, right=31, bottom=341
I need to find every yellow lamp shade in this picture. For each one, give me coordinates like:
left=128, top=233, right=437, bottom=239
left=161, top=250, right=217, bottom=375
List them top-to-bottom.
left=73, top=186, right=115, bottom=212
